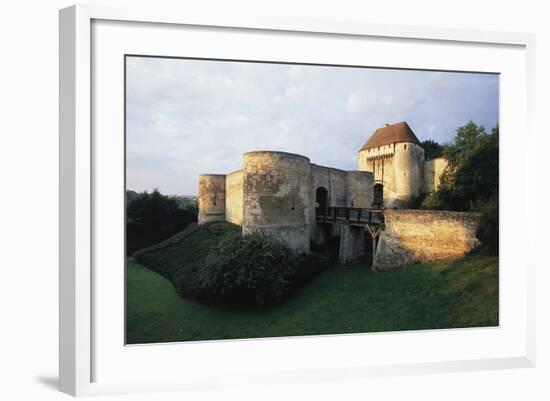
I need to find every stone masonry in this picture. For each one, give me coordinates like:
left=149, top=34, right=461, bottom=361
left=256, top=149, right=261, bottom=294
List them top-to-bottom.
left=373, top=210, right=480, bottom=271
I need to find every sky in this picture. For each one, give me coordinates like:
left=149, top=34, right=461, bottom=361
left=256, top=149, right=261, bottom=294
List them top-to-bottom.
left=126, top=56, right=499, bottom=196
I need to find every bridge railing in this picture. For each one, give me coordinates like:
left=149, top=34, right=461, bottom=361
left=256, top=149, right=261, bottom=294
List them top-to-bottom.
left=315, top=207, right=384, bottom=225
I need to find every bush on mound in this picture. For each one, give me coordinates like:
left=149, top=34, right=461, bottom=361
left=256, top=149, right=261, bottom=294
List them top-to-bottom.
left=133, top=222, right=332, bottom=307
left=200, top=231, right=297, bottom=306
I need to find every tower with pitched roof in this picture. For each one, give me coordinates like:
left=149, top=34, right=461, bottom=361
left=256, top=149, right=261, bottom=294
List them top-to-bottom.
left=358, top=121, right=446, bottom=208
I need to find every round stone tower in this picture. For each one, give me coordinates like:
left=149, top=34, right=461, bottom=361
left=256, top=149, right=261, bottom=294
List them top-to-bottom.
left=393, top=141, right=425, bottom=206
left=242, top=151, right=311, bottom=253
left=198, top=174, right=226, bottom=224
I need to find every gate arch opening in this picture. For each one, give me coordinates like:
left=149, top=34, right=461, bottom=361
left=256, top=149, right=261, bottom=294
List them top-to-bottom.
left=315, top=187, right=328, bottom=216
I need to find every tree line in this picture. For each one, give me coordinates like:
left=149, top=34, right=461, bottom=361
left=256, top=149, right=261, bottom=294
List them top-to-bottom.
left=126, top=188, right=198, bottom=255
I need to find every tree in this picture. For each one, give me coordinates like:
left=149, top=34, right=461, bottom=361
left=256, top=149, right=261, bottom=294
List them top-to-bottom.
left=423, top=121, right=498, bottom=211
left=442, top=121, right=488, bottom=169
left=451, top=125, right=498, bottom=210
left=421, top=139, right=443, bottom=160
left=126, top=189, right=198, bottom=255
left=127, top=189, right=180, bottom=228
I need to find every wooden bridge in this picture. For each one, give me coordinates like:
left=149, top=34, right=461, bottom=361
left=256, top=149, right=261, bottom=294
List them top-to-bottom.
left=315, top=207, right=385, bottom=264
left=315, top=207, right=384, bottom=226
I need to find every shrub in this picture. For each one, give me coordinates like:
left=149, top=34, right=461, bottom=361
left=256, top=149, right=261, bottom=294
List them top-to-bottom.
left=421, top=123, right=499, bottom=213
left=421, top=139, right=444, bottom=160
left=419, top=190, right=450, bottom=210
left=475, top=196, right=499, bottom=256
left=135, top=222, right=335, bottom=307
left=199, top=231, right=297, bottom=306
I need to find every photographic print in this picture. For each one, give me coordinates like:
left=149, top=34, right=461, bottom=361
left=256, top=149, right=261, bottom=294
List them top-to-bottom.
left=125, top=56, right=499, bottom=344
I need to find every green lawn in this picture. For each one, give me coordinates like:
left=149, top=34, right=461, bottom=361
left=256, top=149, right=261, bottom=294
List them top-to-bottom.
left=126, top=255, right=498, bottom=344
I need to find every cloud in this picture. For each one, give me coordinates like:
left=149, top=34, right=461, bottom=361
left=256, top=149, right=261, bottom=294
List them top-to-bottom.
left=126, top=57, right=499, bottom=195
left=285, top=86, right=299, bottom=99
left=346, top=93, right=366, bottom=113
left=381, top=94, right=395, bottom=105
left=150, top=113, right=179, bottom=136
left=278, top=120, right=291, bottom=132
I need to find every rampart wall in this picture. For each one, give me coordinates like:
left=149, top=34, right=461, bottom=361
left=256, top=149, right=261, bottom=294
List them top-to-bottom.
left=423, top=157, right=448, bottom=194
left=310, top=164, right=347, bottom=207
left=224, top=170, right=244, bottom=225
left=345, top=171, right=374, bottom=208
left=198, top=174, right=226, bottom=224
left=373, top=209, right=480, bottom=271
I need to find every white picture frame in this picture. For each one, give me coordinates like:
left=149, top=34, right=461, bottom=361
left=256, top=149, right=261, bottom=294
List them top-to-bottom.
left=59, top=4, right=536, bottom=397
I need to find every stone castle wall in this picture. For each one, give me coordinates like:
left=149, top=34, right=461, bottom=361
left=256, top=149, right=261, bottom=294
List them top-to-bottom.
left=358, top=142, right=450, bottom=208
left=358, top=143, right=395, bottom=170
left=358, top=144, right=396, bottom=202
left=242, top=151, right=311, bottom=253
left=379, top=157, right=396, bottom=205
left=423, top=157, right=448, bottom=194
left=309, top=164, right=346, bottom=241
left=310, top=164, right=347, bottom=207
left=310, top=164, right=348, bottom=208
left=309, top=165, right=373, bottom=242
left=225, top=170, right=244, bottom=225
left=345, top=171, right=374, bottom=208
left=198, top=174, right=226, bottom=224
left=373, top=209, right=480, bottom=271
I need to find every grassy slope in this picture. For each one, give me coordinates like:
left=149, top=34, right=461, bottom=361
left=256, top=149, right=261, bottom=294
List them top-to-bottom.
left=132, top=222, right=240, bottom=299
left=126, top=254, right=498, bottom=344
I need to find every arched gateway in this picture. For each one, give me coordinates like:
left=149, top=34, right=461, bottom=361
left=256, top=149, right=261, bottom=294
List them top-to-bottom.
left=315, top=187, right=328, bottom=216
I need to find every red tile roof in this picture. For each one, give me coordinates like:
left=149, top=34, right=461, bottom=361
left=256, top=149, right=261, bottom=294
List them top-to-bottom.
left=359, top=121, right=420, bottom=151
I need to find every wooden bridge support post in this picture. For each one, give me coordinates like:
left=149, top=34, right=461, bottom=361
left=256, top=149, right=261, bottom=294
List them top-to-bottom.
left=366, top=224, right=382, bottom=267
